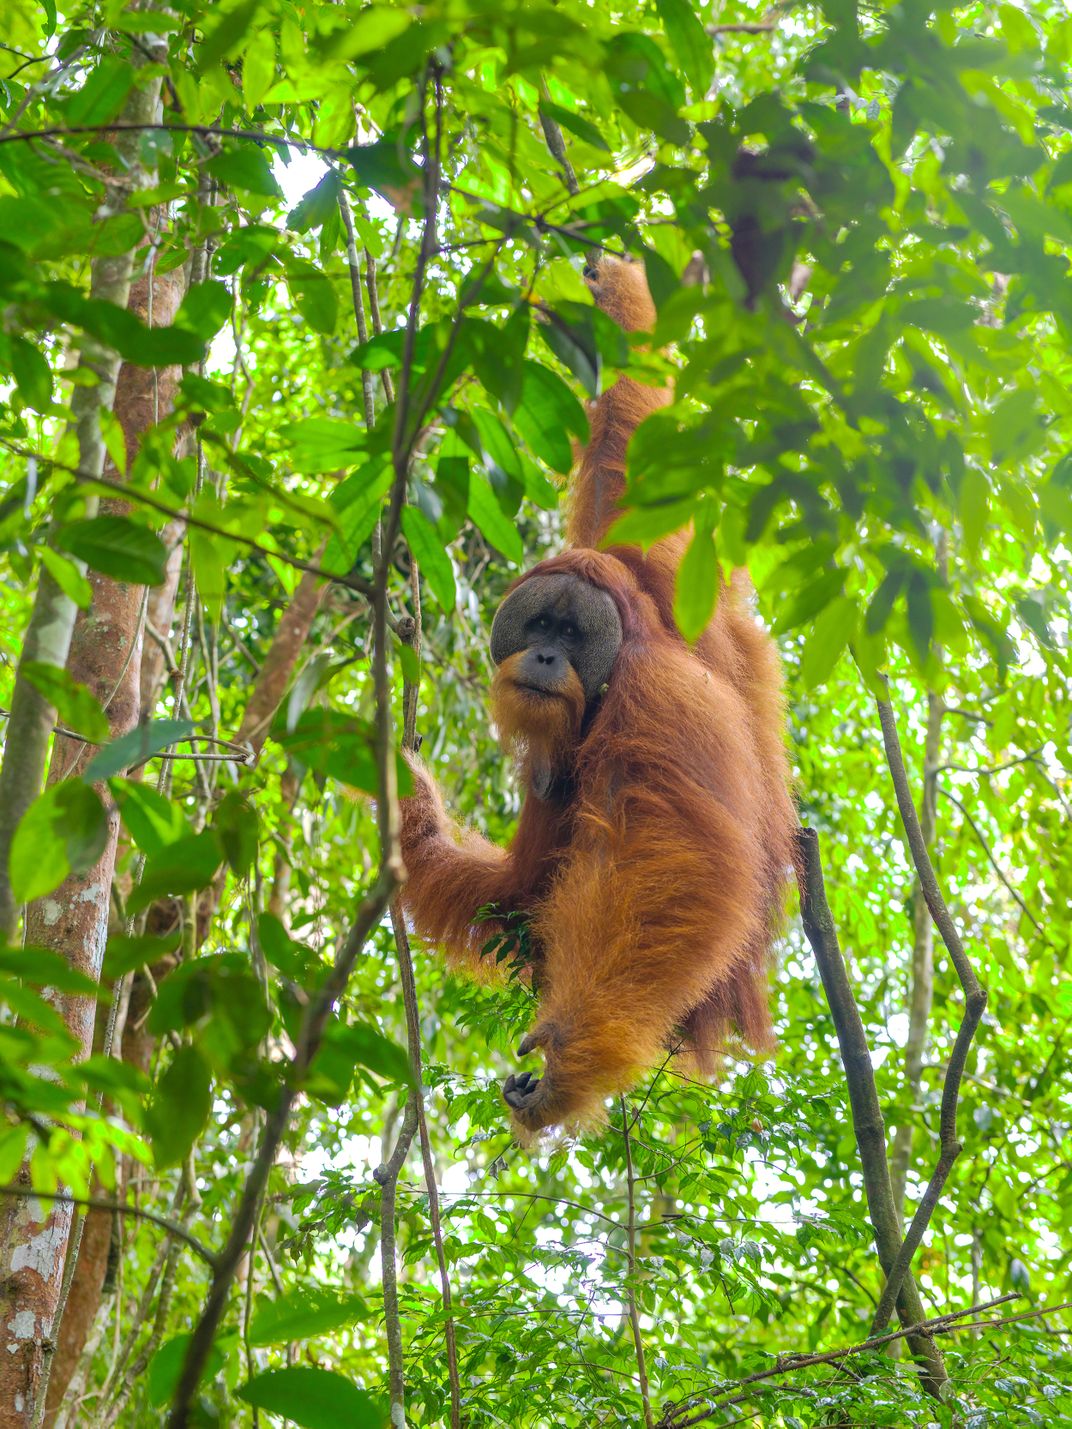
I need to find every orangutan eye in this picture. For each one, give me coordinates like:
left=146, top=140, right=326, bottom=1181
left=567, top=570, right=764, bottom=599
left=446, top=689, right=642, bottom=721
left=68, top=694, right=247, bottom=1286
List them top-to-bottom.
left=535, top=615, right=550, bottom=630
left=563, top=622, right=578, bottom=640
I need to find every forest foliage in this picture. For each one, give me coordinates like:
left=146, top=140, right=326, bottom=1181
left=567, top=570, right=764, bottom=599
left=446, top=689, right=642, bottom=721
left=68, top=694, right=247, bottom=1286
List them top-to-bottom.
left=0, top=0, right=1070, bottom=1425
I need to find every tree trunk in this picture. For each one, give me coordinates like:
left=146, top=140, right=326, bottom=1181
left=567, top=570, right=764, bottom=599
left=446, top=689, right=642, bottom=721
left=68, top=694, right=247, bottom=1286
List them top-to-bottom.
left=0, top=71, right=166, bottom=945
left=0, top=229, right=182, bottom=1424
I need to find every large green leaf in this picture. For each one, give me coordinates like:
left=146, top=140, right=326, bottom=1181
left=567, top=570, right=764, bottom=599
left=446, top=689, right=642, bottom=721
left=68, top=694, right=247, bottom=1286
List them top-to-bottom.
left=401, top=505, right=456, bottom=611
left=55, top=516, right=168, bottom=586
left=20, top=662, right=109, bottom=742
left=83, top=720, right=196, bottom=783
left=9, top=781, right=108, bottom=903
left=145, top=1045, right=212, bottom=1168
left=249, top=1288, right=371, bottom=1347
left=238, top=1368, right=387, bottom=1429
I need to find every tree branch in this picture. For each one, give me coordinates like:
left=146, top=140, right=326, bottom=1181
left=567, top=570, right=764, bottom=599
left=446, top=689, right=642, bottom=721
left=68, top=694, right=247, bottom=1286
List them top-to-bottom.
left=872, top=692, right=988, bottom=1334
left=938, top=785, right=1044, bottom=936
left=795, top=827, right=948, bottom=1394
left=620, top=1098, right=655, bottom=1429
left=0, top=1186, right=214, bottom=1266
left=659, top=1291, right=1022, bottom=1428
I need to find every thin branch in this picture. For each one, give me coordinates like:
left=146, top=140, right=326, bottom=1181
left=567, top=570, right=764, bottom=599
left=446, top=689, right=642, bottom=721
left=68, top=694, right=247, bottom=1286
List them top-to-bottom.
left=706, top=22, right=777, bottom=35
left=382, top=66, right=462, bottom=1429
left=538, top=78, right=579, bottom=196
left=0, top=120, right=343, bottom=156
left=338, top=185, right=378, bottom=432
left=1, top=440, right=376, bottom=601
left=872, top=692, right=988, bottom=1335
left=936, top=748, right=1045, bottom=778
left=938, top=785, right=1045, bottom=935
left=795, top=827, right=948, bottom=1395
left=620, top=1098, right=654, bottom=1429
left=373, top=1099, right=418, bottom=1421
left=0, top=1185, right=214, bottom=1265
left=659, top=1292, right=1020, bottom=1428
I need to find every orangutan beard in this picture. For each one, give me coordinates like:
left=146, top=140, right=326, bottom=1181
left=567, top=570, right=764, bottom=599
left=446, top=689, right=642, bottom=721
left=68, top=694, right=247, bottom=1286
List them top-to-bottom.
left=490, top=653, right=587, bottom=799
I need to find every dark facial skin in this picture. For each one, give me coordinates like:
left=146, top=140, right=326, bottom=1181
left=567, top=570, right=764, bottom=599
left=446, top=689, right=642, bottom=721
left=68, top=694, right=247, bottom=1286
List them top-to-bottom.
left=489, top=573, right=623, bottom=700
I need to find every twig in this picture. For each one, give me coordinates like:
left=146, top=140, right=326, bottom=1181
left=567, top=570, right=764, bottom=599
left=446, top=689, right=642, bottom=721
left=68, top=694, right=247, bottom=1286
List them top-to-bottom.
left=706, top=22, right=776, bottom=35
left=383, top=65, right=462, bottom=1429
left=538, top=78, right=579, bottom=196
left=0, top=120, right=343, bottom=155
left=338, top=185, right=378, bottom=432
left=363, top=249, right=395, bottom=403
left=1, top=439, right=377, bottom=601
left=872, top=692, right=988, bottom=1334
left=938, top=785, right=1045, bottom=935
left=795, top=827, right=948, bottom=1395
left=620, top=1098, right=655, bottom=1429
left=373, top=1100, right=419, bottom=1421
left=0, top=1185, right=214, bottom=1265
left=103, top=1238, right=184, bottom=1427
left=659, top=1292, right=1020, bottom=1428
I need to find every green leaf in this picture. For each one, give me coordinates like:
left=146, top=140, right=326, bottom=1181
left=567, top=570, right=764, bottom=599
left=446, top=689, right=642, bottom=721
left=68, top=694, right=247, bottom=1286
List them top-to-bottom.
left=200, top=0, right=264, bottom=66
left=656, top=0, right=715, bottom=96
left=242, top=25, right=276, bottom=108
left=65, top=55, right=135, bottom=126
left=538, top=99, right=611, bottom=153
left=206, top=144, right=282, bottom=199
left=288, top=172, right=342, bottom=233
left=289, top=270, right=338, bottom=334
left=175, top=280, right=231, bottom=342
left=10, top=338, right=53, bottom=409
left=513, top=361, right=588, bottom=473
left=281, top=418, right=365, bottom=473
left=323, top=461, right=394, bottom=573
left=959, top=465, right=989, bottom=557
left=468, top=474, right=524, bottom=563
left=188, top=490, right=236, bottom=625
left=401, top=506, right=455, bottom=612
left=55, top=516, right=168, bottom=586
left=673, top=525, right=719, bottom=643
left=39, top=548, right=93, bottom=610
left=773, top=568, right=845, bottom=636
left=865, top=569, right=904, bottom=636
left=905, top=574, right=934, bottom=666
left=799, top=595, right=858, bottom=689
left=20, top=662, right=109, bottom=742
left=273, top=710, right=378, bottom=792
left=82, top=719, right=196, bottom=783
left=110, top=778, right=191, bottom=856
left=10, top=781, right=108, bottom=903
left=213, top=790, right=258, bottom=877
left=127, top=830, right=222, bottom=917
left=103, top=931, right=182, bottom=980
left=0, top=947, right=101, bottom=996
left=322, top=1020, right=414, bottom=1089
left=146, top=1045, right=212, bottom=1168
left=249, top=1288, right=370, bottom=1347
left=147, top=1335, right=226, bottom=1408
left=238, top=1368, right=387, bottom=1429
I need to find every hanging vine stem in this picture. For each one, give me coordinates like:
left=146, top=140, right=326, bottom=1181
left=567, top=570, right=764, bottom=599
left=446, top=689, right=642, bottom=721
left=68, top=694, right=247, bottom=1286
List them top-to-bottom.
left=380, top=61, right=462, bottom=1429
left=339, top=64, right=459, bottom=1427
left=871, top=689, right=988, bottom=1335
left=620, top=1097, right=655, bottom=1428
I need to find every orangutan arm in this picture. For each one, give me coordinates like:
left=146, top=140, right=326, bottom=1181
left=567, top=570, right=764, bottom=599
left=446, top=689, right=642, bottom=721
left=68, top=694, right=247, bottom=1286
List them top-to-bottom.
left=566, top=256, right=672, bottom=549
left=399, top=760, right=527, bottom=970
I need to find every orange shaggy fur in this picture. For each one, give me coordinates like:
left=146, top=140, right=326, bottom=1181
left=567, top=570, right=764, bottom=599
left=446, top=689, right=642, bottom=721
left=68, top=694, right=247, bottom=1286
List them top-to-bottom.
left=400, top=257, right=795, bottom=1135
